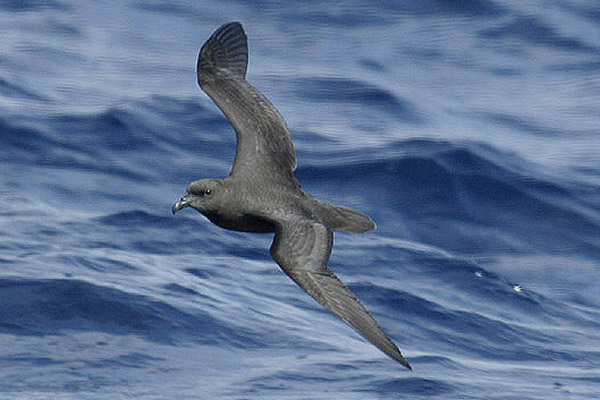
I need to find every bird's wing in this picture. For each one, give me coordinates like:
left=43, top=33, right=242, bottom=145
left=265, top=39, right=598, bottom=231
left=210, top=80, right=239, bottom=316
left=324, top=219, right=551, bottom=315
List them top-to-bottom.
left=197, top=22, right=298, bottom=187
left=269, top=216, right=411, bottom=369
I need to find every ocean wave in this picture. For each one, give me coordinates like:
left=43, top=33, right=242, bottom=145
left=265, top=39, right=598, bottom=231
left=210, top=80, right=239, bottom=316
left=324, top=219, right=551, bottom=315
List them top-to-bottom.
left=0, top=0, right=70, bottom=12
left=1, top=2, right=599, bottom=398
left=479, top=15, right=597, bottom=52
left=291, top=76, right=425, bottom=124
left=0, top=277, right=254, bottom=345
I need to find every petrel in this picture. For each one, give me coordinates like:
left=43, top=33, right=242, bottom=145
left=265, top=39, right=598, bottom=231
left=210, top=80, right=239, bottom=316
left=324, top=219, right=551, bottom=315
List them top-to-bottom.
left=172, top=22, right=411, bottom=369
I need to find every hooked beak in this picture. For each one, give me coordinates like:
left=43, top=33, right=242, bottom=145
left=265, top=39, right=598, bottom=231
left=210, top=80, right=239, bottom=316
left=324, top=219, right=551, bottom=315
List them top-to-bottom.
left=172, top=196, right=191, bottom=215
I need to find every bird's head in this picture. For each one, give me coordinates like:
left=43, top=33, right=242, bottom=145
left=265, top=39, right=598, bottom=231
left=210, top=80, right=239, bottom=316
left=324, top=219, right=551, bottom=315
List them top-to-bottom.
left=172, top=178, right=223, bottom=215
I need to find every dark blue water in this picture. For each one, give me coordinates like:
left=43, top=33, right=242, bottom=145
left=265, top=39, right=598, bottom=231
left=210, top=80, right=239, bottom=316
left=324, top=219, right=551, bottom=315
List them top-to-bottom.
left=1, top=1, right=599, bottom=399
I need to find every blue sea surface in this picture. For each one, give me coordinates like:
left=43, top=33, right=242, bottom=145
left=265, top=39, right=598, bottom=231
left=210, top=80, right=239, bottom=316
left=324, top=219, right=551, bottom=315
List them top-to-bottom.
left=1, top=1, right=599, bottom=399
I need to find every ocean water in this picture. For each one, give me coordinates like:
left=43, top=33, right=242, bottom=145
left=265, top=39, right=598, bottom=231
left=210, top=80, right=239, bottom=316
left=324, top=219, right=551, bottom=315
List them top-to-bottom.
left=1, top=1, right=599, bottom=399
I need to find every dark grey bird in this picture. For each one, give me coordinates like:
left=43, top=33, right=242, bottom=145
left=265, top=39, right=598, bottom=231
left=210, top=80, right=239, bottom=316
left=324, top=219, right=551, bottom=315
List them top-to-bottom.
left=172, top=22, right=411, bottom=369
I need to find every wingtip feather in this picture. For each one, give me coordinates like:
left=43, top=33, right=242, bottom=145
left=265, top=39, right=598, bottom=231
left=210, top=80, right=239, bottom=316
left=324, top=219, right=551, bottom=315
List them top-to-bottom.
left=198, top=21, right=248, bottom=81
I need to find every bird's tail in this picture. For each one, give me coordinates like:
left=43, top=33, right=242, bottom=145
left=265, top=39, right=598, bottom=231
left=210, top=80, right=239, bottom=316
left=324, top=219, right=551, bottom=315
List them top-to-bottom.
left=315, top=201, right=376, bottom=233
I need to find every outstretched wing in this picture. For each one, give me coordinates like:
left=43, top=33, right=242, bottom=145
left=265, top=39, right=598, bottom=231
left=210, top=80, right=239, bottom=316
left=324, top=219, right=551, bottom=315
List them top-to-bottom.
left=197, top=22, right=298, bottom=187
left=270, top=217, right=412, bottom=369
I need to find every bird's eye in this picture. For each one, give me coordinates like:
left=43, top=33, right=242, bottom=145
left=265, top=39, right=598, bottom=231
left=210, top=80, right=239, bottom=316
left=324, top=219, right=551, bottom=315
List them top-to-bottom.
left=189, top=187, right=211, bottom=196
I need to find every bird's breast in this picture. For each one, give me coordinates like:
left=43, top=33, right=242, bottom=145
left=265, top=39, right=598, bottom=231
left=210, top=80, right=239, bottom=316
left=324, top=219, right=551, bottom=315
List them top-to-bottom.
left=204, top=210, right=277, bottom=233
